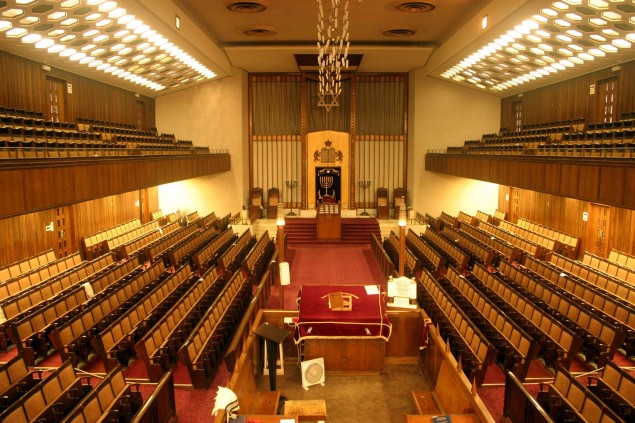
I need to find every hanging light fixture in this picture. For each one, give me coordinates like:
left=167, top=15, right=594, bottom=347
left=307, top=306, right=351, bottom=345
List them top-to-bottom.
left=316, top=0, right=352, bottom=112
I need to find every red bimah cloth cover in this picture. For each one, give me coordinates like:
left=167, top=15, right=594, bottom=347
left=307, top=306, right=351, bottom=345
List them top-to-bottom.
left=293, top=285, right=392, bottom=344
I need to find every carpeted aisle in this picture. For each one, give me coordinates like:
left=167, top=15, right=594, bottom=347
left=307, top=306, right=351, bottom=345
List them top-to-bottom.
left=269, top=243, right=388, bottom=310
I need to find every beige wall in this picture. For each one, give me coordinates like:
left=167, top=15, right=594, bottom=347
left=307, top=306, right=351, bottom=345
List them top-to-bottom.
left=153, top=68, right=502, bottom=219
left=155, top=68, right=248, bottom=217
left=409, top=71, right=501, bottom=217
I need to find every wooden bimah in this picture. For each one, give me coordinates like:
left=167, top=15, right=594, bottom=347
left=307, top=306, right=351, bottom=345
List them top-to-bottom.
left=317, top=202, right=341, bottom=241
left=294, top=284, right=391, bottom=373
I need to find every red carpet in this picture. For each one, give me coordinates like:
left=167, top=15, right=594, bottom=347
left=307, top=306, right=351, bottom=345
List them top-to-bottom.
left=269, top=243, right=387, bottom=309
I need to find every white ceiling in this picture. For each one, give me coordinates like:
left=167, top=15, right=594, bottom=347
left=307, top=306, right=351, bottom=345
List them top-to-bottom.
left=1, top=0, right=634, bottom=97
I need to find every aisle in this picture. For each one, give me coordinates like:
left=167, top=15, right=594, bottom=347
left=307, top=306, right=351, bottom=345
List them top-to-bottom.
left=268, top=243, right=387, bottom=309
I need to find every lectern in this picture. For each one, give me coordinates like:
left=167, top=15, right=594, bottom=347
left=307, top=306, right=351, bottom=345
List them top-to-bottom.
left=254, top=323, right=290, bottom=391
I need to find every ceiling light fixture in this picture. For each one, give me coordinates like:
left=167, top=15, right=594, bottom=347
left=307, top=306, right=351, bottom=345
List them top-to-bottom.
left=0, top=0, right=217, bottom=92
left=316, top=0, right=359, bottom=112
left=440, top=0, right=635, bottom=93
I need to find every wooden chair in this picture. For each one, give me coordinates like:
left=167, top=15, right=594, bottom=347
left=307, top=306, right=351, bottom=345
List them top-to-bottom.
left=267, top=187, right=279, bottom=219
left=377, top=187, right=389, bottom=219
left=394, top=187, right=407, bottom=219
left=248, top=188, right=263, bottom=220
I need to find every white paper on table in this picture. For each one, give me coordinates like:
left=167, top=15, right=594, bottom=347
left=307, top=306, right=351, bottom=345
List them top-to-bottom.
left=364, top=285, right=380, bottom=295
left=280, top=419, right=296, bottom=423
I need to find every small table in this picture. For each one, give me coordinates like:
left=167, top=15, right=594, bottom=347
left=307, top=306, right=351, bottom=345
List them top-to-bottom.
left=254, top=323, right=290, bottom=391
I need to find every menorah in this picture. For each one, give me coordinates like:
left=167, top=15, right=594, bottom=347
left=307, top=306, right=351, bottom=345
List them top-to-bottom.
left=285, top=179, right=298, bottom=216
left=358, top=180, right=371, bottom=216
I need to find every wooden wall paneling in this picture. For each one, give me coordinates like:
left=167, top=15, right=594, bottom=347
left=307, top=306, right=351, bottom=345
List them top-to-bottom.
left=0, top=51, right=155, bottom=128
left=501, top=59, right=635, bottom=127
left=619, top=61, right=635, bottom=115
left=527, top=162, right=545, bottom=192
left=544, top=163, right=561, bottom=194
left=559, top=164, right=579, bottom=198
left=577, top=165, right=600, bottom=202
left=47, top=166, right=79, bottom=207
left=598, top=166, right=625, bottom=207
left=23, top=167, right=53, bottom=213
left=623, top=167, right=635, bottom=209
left=0, top=169, right=26, bottom=217
left=497, top=187, right=635, bottom=257
left=71, top=191, right=141, bottom=248
left=609, top=207, right=635, bottom=257
left=0, top=210, right=57, bottom=267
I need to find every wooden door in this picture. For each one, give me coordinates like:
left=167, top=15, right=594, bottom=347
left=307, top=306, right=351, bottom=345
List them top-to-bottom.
left=46, top=77, right=66, bottom=122
left=594, top=77, right=617, bottom=123
left=136, top=100, right=146, bottom=130
left=509, top=187, right=520, bottom=224
left=587, top=203, right=611, bottom=257
left=54, top=206, right=72, bottom=258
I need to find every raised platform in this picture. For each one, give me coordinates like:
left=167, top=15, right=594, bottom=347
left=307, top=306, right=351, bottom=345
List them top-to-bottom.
left=283, top=217, right=381, bottom=244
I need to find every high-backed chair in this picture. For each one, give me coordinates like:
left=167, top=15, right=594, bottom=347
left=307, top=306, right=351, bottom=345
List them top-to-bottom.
left=267, top=187, right=280, bottom=219
left=377, top=187, right=389, bottom=220
left=248, top=188, right=263, bottom=220
left=394, top=188, right=407, bottom=219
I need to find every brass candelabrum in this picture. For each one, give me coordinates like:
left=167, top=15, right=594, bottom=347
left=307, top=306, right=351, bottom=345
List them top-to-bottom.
left=285, top=179, right=298, bottom=216
left=358, top=180, right=371, bottom=216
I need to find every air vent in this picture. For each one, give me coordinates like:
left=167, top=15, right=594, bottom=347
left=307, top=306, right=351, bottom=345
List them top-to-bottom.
left=227, top=1, right=268, bottom=13
left=395, top=1, right=436, bottom=13
left=242, top=26, right=277, bottom=37
left=383, top=28, right=416, bottom=37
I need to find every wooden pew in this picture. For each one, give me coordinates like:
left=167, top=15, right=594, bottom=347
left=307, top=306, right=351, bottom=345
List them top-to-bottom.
left=439, top=212, right=460, bottom=229
left=81, top=218, right=141, bottom=260
left=516, top=218, right=579, bottom=258
left=478, top=221, right=546, bottom=262
left=140, top=223, right=200, bottom=264
left=460, top=224, right=519, bottom=263
left=166, top=225, right=219, bottom=269
left=442, top=226, right=497, bottom=268
left=423, top=227, right=470, bottom=270
left=191, top=228, right=237, bottom=272
left=217, top=229, right=256, bottom=278
left=406, top=230, right=446, bottom=277
left=241, top=231, right=276, bottom=284
left=383, top=231, right=422, bottom=278
left=370, top=233, right=397, bottom=279
left=0, top=249, right=56, bottom=283
left=608, top=249, right=635, bottom=271
left=582, top=251, right=635, bottom=286
left=549, top=252, right=635, bottom=306
left=0, top=254, right=113, bottom=354
left=526, top=256, right=634, bottom=357
left=8, top=259, right=139, bottom=365
left=498, top=260, right=624, bottom=368
left=49, top=262, right=165, bottom=367
left=468, top=263, right=582, bottom=370
left=93, top=264, right=195, bottom=372
left=134, top=266, right=224, bottom=381
left=442, top=266, right=540, bottom=381
left=417, top=269, right=496, bottom=386
left=177, top=271, right=252, bottom=389
left=0, top=354, right=42, bottom=413
left=0, top=360, right=91, bottom=423
left=587, top=360, right=635, bottom=422
left=60, top=366, right=143, bottom=423
left=537, top=366, right=624, bottom=423
left=503, top=371, right=555, bottom=423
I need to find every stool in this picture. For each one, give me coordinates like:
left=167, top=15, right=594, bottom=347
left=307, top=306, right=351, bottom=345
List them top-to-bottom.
left=283, top=399, right=327, bottom=422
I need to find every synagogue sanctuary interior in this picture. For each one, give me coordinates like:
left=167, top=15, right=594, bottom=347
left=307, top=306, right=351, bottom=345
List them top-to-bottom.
left=1, top=0, right=635, bottom=422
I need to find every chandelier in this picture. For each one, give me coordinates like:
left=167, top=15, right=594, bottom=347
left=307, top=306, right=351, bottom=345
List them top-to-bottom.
left=316, top=0, right=351, bottom=112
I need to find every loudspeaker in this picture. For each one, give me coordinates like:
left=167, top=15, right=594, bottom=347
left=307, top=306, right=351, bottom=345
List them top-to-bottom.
left=279, top=262, right=290, bottom=286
